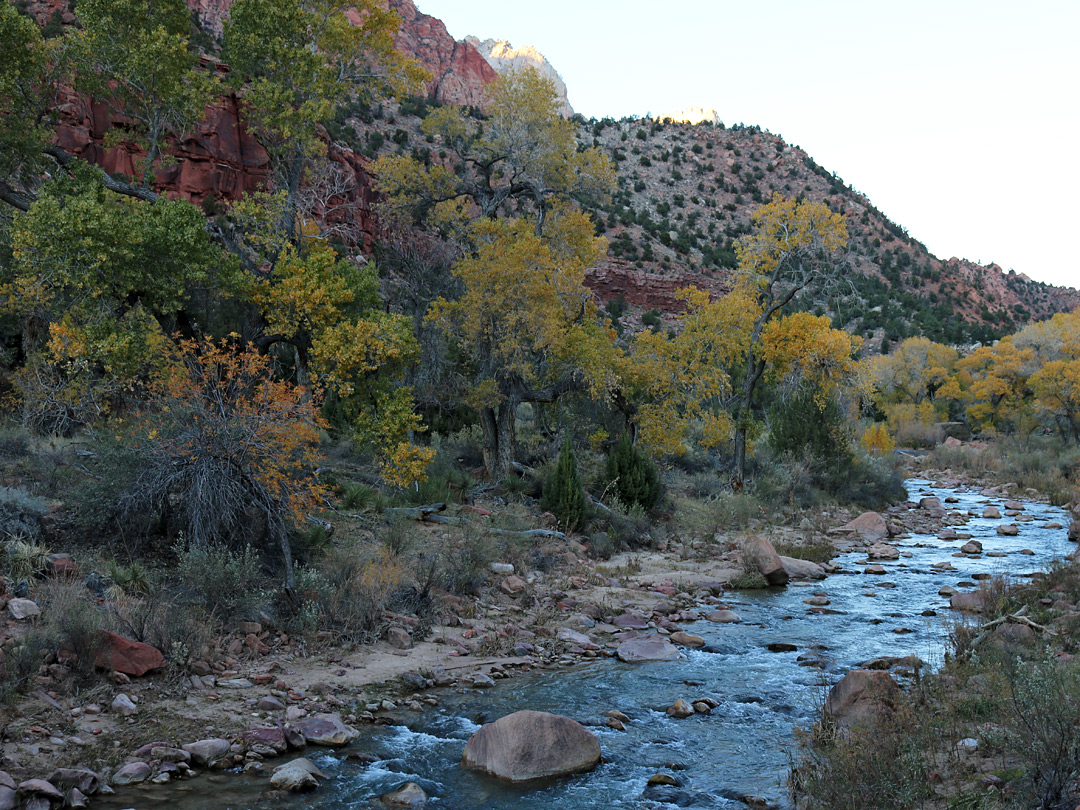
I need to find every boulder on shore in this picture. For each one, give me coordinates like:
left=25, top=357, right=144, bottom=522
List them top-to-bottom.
left=831, top=511, right=888, bottom=541
left=744, top=536, right=789, bottom=586
left=779, top=556, right=826, bottom=581
left=94, top=632, right=164, bottom=677
left=823, top=669, right=900, bottom=728
left=461, top=710, right=601, bottom=782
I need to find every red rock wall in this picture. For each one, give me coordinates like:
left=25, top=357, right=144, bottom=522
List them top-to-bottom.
left=387, top=0, right=497, bottom=107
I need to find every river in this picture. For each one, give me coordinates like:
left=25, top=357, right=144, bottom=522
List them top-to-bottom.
left=99, top=478, right=1075, bottom=809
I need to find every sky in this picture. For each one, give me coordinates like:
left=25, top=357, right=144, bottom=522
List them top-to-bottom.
left=417, top=0, right=1079, bottom=290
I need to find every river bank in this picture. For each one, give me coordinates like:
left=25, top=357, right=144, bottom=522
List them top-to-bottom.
left=3, top=454, right=1075, bottom=810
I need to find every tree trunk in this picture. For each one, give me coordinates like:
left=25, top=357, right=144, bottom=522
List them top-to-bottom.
left=732, top=354, right=767, bottom=490
left=480, top=403, right=515, bottom=481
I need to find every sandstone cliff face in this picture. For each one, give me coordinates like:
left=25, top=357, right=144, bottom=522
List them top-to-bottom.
left=387, top=0, right=497, bottom=107
left=466, top=37, right=573, bottom=117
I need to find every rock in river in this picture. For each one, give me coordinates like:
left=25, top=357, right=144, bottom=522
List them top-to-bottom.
left=616, top=637, right=681, bottom=663
left=824, top=669, right=900, bottom=729
left=461, top=710, right=601, bottom=782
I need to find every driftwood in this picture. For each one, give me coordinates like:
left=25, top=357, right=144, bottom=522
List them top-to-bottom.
left=424, top=513, right=565, bottom=539
left=972, top=606, right=1055, bottom=646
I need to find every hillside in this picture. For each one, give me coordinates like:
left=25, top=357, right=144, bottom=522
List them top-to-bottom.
left=13, top=0, right=1078, bottom=347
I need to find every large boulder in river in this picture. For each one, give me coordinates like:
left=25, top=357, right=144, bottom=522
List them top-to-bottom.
left=831, top=511, right=888, bottom=541
left=744, top=537, right=789, bottom=586
left=779, top=556, right=826, bottom=581
left=950, top=590, right=987, bottom=613
left=616, top=637, right=681, bottom=663
left=823, top=669, right=900, bottom=729
left=461, top=710, right=601, bottom=782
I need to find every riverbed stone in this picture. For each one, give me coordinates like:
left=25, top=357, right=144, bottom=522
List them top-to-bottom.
left=919, top=496, right=946, bottom=515
left=982, top=506, right=1002, bottom=519
left=831, top=511, right=888, bottom=541
left=997, top=524, right=1020, bottom=536
left=746, top=536, right=789, bottom=586
left=960, top=540, right=983, bottom=554
left=867, top=544, right=900, bottom=561
left=779, top=556, right=826, bottom=580
left=863, top=564, right=887, bottom=575
left=950, top=591, right=986, bottom=613
left=7, top=598, right=40, bottom=620
left=704, top=609, right=741, bottom=623
left=612, top=612, right=650, bottom=629
left=669, top=631, right=705, bottom=648
left=94, top=632, right=164, bottom=677
left=616, top=637, right=681, bottom=663
left=823, top=669, right=900, bottom=728
left=110, top=694, right=137, bottom=716
left=667, top=699, right=694, bottom=718
left=461, top=710, right=601, bottom=782
left=293, top=713, right=360, bottom=746
left=182, top=738, right=231, bottom=765
left=274, top=758, right=326, bottom=779
left=110, top=762, right=151, bottom=786
left=270, top=767, right=318, bottom=792
left=46, top=768, right=99, bottom=796
left=16, top=780, right=63, bottom=802
left=380, top=782, right=427, bottom=807
left=0, top=787, right=14, bottom=810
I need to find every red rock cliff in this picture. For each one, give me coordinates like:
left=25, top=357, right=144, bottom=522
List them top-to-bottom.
left=387, top=0, right=497, bottom=107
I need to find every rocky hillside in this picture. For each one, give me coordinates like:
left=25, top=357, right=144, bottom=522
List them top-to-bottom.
left=14, top=0, right=1076, bottom=347
left=581, top=118, right=1079, bottom=345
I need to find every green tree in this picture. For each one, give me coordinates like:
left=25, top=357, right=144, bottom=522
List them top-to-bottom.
left=71, top=0, right=215, bottom=182
left=223, top=0, right=425, bottom=238
left=376, top=67, right=614, bottom=236
left=604, top=433, right=663, bottom=512
left=542, top=440, right=586, bottom=530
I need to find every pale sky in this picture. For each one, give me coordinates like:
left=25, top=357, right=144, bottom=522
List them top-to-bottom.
left=417, top=0, right=1079, bottom=291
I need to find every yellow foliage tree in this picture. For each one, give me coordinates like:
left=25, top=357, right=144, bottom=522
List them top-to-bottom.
left=375, top=67, right=615, bottom=236
left=728, top=194, right=849, bottom=486
left=427, top=209, right=619, bottom=480
left=623, top=286, right=755, bottom=457
left=954, top=338, right=1036, bottom=435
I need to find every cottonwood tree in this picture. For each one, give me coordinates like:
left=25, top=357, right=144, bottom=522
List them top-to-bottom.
left=71, top=0, right=216, bottom=182
left=223, top=0, right=426, bottom=239
left=375, top=67, right=614, bottom=236
left=377, top=69, right=618, bottom=480
left=728, top=194, right=850, bottom=487
left=427, top=209, right=620, bottom=480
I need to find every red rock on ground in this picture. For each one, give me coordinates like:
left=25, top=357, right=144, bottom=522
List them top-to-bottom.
left=94, top=632, right=165, bottom=677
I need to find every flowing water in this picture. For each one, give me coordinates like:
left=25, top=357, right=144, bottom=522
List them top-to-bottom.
left=101, top=479, right=1075, bottom=810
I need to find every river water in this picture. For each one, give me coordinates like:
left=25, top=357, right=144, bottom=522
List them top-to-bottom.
left=102, top=479, right=1075, bottom=810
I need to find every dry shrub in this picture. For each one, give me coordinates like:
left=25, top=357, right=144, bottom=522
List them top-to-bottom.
left=295, top=543, right=407, bottom=643
left=791, top=698, right=933, bottom=809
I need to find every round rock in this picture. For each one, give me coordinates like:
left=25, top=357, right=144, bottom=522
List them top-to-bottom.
left=461, top=710, right=601, bottom=782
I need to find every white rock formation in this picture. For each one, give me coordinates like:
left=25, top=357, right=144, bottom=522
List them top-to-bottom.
left=465, top=36, right=574, bottom=117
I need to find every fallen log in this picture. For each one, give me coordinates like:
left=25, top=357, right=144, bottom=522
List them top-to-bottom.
left=383, top=502, right=447, bottom=520
left=424, top=514, right=564, bottom=539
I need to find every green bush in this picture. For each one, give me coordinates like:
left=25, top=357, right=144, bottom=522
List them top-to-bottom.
left=767, top=391, right=851, bottom=466
left=603, top=433, right=663, bottom=512
left=542, top=441, right=587, bottom=530
left=0, top=485, right=49, bottom=541
left=175, top=543, right=270, bottom=621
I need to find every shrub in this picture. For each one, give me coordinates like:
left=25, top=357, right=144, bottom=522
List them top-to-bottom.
left=767, top=391, right=851, bottom=466
left=603, top=433, right=663, bottom=512
left=541, top=441, right=586, bottom=530
left=0, top=485, right=49, bottom=541
left=2, top=538, right=51, bottom=581
left=175, top=542, right=270, bottom=621
left=294, top=543, right=407, bottom=643
left=1000, top=656, right=1080, bottom=809
left=792, top=700, right=933, bottom=809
